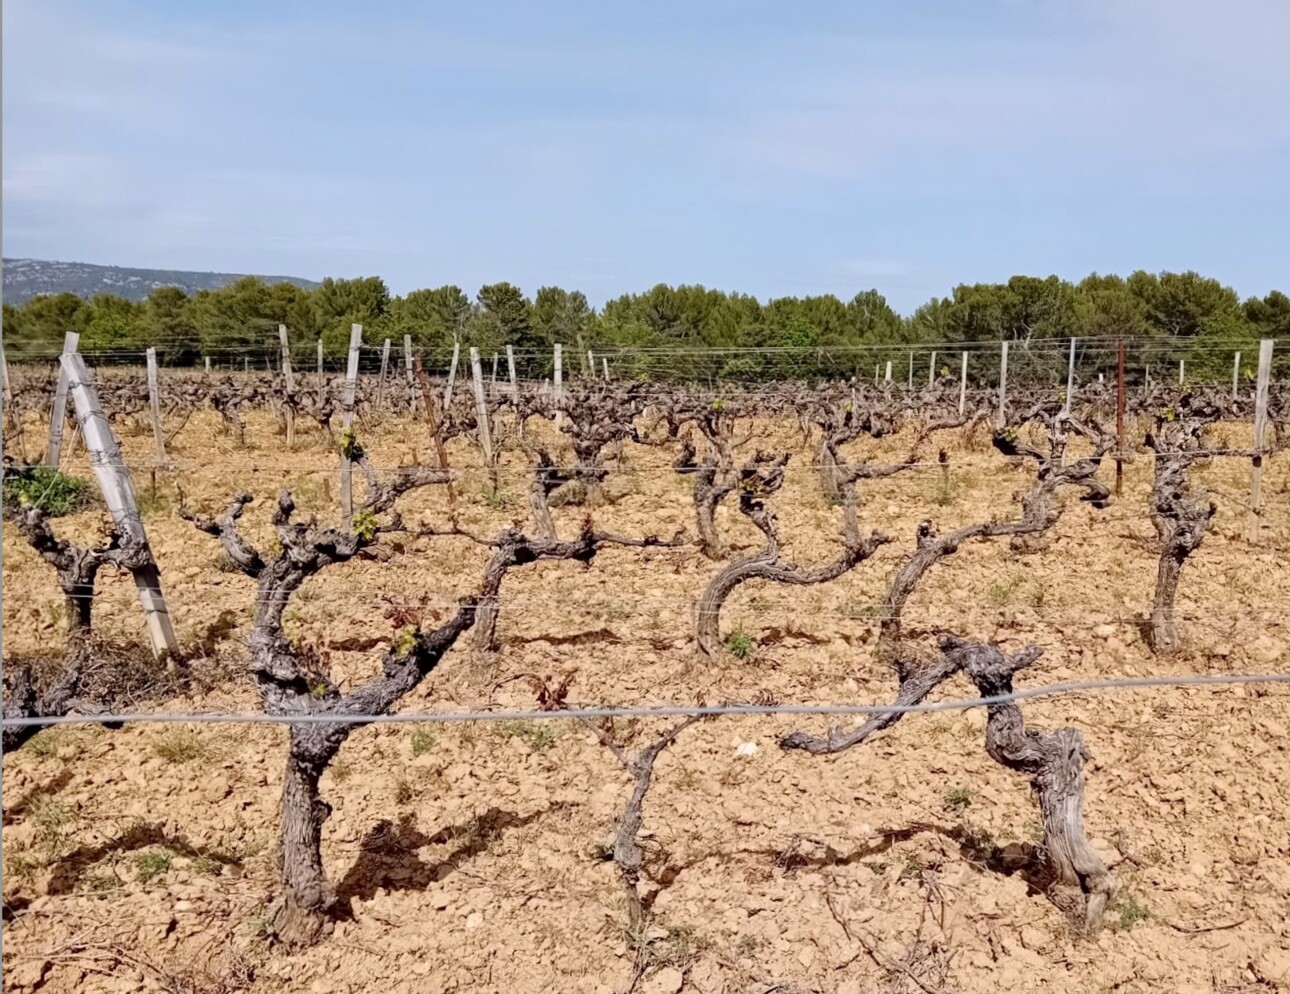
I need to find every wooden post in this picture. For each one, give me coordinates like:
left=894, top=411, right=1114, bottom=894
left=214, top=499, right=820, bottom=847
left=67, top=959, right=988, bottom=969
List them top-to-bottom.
left=279, top=324, right=296, bottom=446
left=340, top=324, right=362, bottom=519
left=45, top=332, right=80, bottom=467
left=403, top=335, right=417, bottom=414
left=1115, top=336, right=1125, bottom=497
left=0, top=338, right=11, bottom=405
left=316, top=338, right=325, bottom=407
left=376, top=338, right=391, bottom=409
left=1064, top=338, right=1076, bottom=415
left=443, top=339, right=460, bottom=412
left=1248, top=339, right=1274, bottom=542
left=997, top=340, right=1009, bottom=428
left=554, top=343, right=564, bottom=427
left=505, top=345, right=519, bottom=402
left=145, top=347, right=167, bottom=464
left=469, top=347, right=494, bottom=478
left=587, top=350, right=595, bottom=379
left=928, top=351, right=937, bottom=387
left=958, top=351, right=968, bottom=416
left=1233, top=351, right=1241, bottom=400
left=490, top=352, right=499, bottom=393
left=907, top=352, right=914, bottom=389
left=61, top=353, right=179, bottom=658
left=204, top=356, right=211, bottom=375
left=602, top=356, right=610, bottom=381
left=243, top=357, right=249, bottom=374
left=412, top=357, right=451, bottom=473
left=1178, top=359, right=1185, bottom=386
left=884, top=360, right=892, bottom=383
left=874, top=363, right=879, bottom=384
left=1145, top=365, right=1152, bottom=391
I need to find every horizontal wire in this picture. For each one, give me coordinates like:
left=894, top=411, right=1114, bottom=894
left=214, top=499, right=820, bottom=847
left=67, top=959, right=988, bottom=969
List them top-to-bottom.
left=5, top=671, right=1289, bottom=731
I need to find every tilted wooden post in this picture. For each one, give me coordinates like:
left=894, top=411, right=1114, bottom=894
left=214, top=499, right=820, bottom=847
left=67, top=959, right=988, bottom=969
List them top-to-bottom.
left=279, top=324, right=295, bottom=446
left=340, top=324, right=363, bottom=519
left=45, top=332, right=80, bottom=467
left=403, top=335, right=417, bottom=414
left=0, top=338, right=11, bottom=405
left=376, top=338, right=392, bottom=409
left=443, top=339, right=460, bottom=413
left=1248, top=339, right=1275, bottom=542
left=997, top=340, right=1009, bottom=428
left=505, top=345, right=518, bottom=402
left=145, top=347, right=167, bottom=464
left=469, top=347, right=494, bottom=475
left=958, top=351, right=969, bottom=416
left=61, top=353, right=179, bottom=658
left=412, top=356, right=451, bottom=472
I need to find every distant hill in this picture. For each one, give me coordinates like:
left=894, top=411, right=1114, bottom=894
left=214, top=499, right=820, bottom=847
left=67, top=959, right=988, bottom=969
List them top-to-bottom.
left=2, top=258, right=320, bottom=305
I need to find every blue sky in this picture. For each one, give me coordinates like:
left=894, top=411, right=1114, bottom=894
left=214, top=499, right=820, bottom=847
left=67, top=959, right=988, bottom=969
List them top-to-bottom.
left=4, top=0, right=1288, bottom=312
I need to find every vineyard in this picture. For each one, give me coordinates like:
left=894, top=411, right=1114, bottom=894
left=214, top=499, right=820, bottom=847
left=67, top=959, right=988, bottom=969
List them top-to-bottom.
left=3, top=340, right=1290, bottom=994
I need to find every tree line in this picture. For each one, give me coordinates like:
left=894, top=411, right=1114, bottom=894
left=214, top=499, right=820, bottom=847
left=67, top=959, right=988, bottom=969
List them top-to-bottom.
left=3, top=270, right=1286, bottom=382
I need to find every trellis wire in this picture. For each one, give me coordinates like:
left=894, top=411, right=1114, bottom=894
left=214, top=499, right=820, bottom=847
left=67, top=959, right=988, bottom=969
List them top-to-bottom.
left=5, top=671, right=1289, bottom=731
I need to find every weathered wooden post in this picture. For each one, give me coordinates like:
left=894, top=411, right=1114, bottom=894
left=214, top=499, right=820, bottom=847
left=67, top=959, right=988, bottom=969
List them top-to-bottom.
left=279, top=324, right=296, bottom=446
left=340, top=324, right=363, bottom=519
left=45, top=332, right=80, bottom=467
left=403, top=334, right=417, bottom=414
left=1115, top=336, right=1125, bottom=497
left=316, top=338, right=325, bottom=407
left=376, top=338, right=392, bottom=410
left=1064, top=338, right=1076, bottom=416
left=443, top=339, right=460, bottom=413
left=1248, top=339, right=1275, bottom=542
left=997, top=340, right=1009, bottom=428
left=554, top=343, right=564, bottom=428
left=505, top=345, right=519, bottom=402
left=145, top=347, right=167, bottom=464
left=469, top=347, right=494, bottom=485
left=587, top=349, right=595, bottom=379
left=929, top=350, right=937, bottom=387
left=958, top=351, right=968, bottom=416
left=1232, top=351, right=1241, bottom=400
left=907, top=352, right=914, bottom=389
left=61, top=353, right=179, bottom=659
left=204, top=356, right=211, bottom=375
left=602, top=356, right=610, bottom=381
left=1178, top=359, right=1185, bottom=386
left=884, top=360, right=892, bottom=384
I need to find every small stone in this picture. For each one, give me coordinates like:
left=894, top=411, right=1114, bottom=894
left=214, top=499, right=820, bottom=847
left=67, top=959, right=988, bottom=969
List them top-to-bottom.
left=1093, top=624, right=1116, bottom=639
left=735, top=742, right=758, bottom=757
left=465, top=911, right=484, bottom=929
left=642, top=966, right=684, bottom=994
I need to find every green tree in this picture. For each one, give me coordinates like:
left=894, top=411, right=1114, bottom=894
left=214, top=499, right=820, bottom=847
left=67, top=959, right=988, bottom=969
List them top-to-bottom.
left=312, top=276, right=391, bottom=354
left=385, top=285, right=470, bottom=363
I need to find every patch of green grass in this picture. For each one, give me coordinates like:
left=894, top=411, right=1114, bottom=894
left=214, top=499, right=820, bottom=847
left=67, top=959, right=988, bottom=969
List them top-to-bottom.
left=2, top=464, right=92, bottom=517
left=136, top=488, right=172, bottom=517
left=481, top=488, right=515, bottom=510
left=988, top=575, right=1023, bottom=607
left=725, top=629, right=756, bottom=660
left=494, top=719, right=557, bottom=752
left=153, top=728, right=208, bottom=763
left=410, top=728, right=435, bottom=757
left=26, top=729, right=64, bottom=758
left=943, top=786, right=973, bottom=812
left=30, top=797, right=75, bottom=837
left=135, top=849, right=173, bottom=882
left=83, top=868, right=122, bottom=894
left=1111, top=892, right=1152, bottom=931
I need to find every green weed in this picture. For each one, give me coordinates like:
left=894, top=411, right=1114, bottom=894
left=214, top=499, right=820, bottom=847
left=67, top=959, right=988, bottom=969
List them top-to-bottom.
left=725, top=629, right=756, bottom=660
